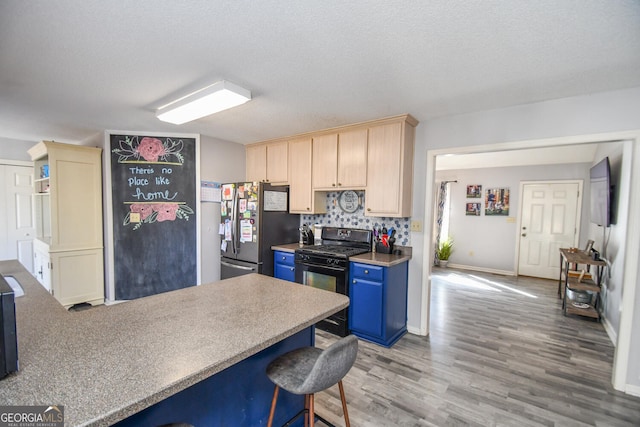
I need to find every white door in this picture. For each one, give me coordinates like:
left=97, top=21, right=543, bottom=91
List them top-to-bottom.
left=0, top=164, right=35, bottom=272
left=518, top=181, right=581, bottom=279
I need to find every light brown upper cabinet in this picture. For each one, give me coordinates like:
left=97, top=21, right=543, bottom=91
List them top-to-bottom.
left=246, top=114, right=417, bottom=216
left=365, top=120, right=416, bottom=217
left=312, top=129, right=367, bottom=190
left=288, top=137, right=326, bottom=214
left=246, top=140, right=289, bottom=184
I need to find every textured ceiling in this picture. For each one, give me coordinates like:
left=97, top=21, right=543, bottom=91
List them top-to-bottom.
left=1, top=0, right=639, bottom=145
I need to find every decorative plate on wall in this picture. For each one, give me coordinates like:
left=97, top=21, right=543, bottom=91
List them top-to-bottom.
left=338, top=190, right=360, bottom=213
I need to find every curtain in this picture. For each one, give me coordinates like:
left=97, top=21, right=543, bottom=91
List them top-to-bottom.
left=434, top=181, right=448, bottom=265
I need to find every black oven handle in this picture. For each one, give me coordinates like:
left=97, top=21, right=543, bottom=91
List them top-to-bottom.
left=295, top=262, right=345, bottom=272
left=322, top=318, right=340, bottom=326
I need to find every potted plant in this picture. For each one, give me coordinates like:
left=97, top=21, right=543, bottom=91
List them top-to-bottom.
left=437, top=237, right=454, bottom=267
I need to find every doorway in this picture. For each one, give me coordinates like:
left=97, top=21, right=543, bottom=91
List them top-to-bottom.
left=423, top=134, right=640, bottom=394
left=0, top=162, right=35, bottom=272
left=517, top=180, right=582, bottom=280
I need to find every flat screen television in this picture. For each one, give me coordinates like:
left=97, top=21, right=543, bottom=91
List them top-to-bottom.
left=589, top=157, right=611, bottom=227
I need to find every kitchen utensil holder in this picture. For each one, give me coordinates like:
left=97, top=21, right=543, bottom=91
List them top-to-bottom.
left=376, top=242, right=393, bottom=254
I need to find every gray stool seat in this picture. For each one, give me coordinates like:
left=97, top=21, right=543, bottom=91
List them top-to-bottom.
left=266, top=334, right=358, bottom=427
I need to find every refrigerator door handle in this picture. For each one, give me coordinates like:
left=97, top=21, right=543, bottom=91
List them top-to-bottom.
left=231, top=187, right=238, bottom=255
left=221, top=261, right=256, bottom=271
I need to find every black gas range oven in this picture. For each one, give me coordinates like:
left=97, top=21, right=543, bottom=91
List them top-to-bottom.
left=295, top=227, right=372, bottom=336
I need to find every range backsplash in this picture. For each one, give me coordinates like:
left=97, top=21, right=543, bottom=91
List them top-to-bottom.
left=301, top=191, right=411, bottom=246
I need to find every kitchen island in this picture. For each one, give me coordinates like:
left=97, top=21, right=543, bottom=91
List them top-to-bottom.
left=0, top=260, right=349, bottom=426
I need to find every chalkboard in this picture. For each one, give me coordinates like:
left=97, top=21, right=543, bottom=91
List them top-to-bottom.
left=110, top=134, right=197, bottom=300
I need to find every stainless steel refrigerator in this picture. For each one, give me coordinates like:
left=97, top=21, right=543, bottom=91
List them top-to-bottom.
left=220, top=182, right=300, bottom=279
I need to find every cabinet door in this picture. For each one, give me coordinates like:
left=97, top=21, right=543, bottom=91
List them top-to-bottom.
left=365, top=122, right=413, bottom=217
left=366, top=123, right=401, bottom=215
left=337, top=129, right=367, bottom=188
left=312, top=134, right=338, bottom=189
left=289, top=138, right=314, bottom=213
left=266, top=141, right=289, bottom=184
left=246, top=144, right=267, bottom=182
left=50, top=146, right=103, bottom=251
left=33, top=248, right=51, bottom=291
left=51, top=248, right=104, bottom=308
left=273, top=251, right=295, bottom=282
left=274, top=263, right=296, bottom=282
left=349, top=277, right=383, bottom=337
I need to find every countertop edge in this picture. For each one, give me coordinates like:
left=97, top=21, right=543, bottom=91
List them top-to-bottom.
left=272, top=244, right=412, bottom=267
left=0, top=261, right=349, bottom=427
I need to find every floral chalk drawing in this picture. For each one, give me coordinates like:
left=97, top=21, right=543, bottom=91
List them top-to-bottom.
left=112, top=136, right=185, bottom=164
left=125, top=203, right=194, bottom=230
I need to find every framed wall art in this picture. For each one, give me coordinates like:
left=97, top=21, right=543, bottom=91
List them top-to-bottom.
left=466, top=184, right=482, bottom=198
left=485, top=188, right=510, bottom=216
left=466, top=202, right=481, bottom=216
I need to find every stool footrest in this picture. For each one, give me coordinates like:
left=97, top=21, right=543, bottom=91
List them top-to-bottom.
left=281, top=409, right=336, bottom=427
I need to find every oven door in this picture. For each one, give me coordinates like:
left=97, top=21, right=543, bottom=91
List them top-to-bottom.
left=295, top=261, right=348, bottom=336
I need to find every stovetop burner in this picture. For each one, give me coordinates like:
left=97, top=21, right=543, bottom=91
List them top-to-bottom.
left=297, top=244, right=369, bottom=258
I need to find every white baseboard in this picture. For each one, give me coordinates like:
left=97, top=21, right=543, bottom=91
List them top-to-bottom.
left=445, top=263, right=515, bottom=277
left=600, top=315, right=617, bottom=346
left=407, top=325, right=425, bottom=336
left=626, top=384, right=640, bottom=397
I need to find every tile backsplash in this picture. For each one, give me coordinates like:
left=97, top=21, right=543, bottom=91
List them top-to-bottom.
left=301, top=191, right=411, bottom=245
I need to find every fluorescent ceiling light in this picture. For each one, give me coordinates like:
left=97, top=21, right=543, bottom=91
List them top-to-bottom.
left=156, top=80, right=251, bottom=125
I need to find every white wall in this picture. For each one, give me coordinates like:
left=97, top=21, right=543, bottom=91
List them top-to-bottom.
left=409, top=86, right=640, bottom=333
left=410, top=86, right=640, bottom=392
left=199, top=135, right=246, bottom=283
left=0, top=137, right=37, bottom=161
left=588, top=142, right=630, bottom=343
left=435, top=163, right=591, bottom=273
left=630, top=248, right=640, bottom=391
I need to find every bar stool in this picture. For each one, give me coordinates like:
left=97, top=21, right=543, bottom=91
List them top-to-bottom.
left=266, top=334, right=358, bottom=427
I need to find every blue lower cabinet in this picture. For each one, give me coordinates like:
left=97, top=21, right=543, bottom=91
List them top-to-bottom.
left=274, top=251, right=295, bottom=282
left=349, top=261, right=408, bottom=347
left=115, top=328, right=312, bottom=427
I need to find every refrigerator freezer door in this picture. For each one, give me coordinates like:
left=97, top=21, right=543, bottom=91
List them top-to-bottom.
left=220, top=258, right=260, bottom=280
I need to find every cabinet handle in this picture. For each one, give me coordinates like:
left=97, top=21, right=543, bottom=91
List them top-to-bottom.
left=332, top=183, right=336, bottom=187
left=338, top=183, right=342, bottom=186
left=306, top=207, right=310, bottom=211
left=367, top=208, right=371, bottom=212
left=282, top=256, right=286, bottom=260
left=290, top=267, right=294, bottom=271
left=364, top=270, right=369, bottom=274
left=353, top=279, right=356, bottom=284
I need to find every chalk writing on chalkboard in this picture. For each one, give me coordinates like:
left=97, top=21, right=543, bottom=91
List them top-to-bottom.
left=111, top=135, right=194, bottom=230
left=112, top=136, right=185, bottom=163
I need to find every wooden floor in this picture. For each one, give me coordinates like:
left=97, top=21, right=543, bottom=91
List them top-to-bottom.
left=312, top=268, right=640, bottom=426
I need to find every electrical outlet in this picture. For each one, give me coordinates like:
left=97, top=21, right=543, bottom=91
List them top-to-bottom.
left=410, top=220, right=423, bottom=232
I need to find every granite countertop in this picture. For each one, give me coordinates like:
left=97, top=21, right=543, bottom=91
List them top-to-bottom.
left=271, top=242, right=305, bottom=253
left=271, top=243, right=412, bottom=267
left=350, top=249, right=412, bottom=267
left=0, top=260, right=348, bottom=427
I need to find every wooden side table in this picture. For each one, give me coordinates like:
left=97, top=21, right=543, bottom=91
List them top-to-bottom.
left=558, top=248, right=606, bottom=320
